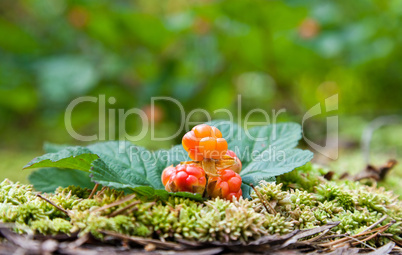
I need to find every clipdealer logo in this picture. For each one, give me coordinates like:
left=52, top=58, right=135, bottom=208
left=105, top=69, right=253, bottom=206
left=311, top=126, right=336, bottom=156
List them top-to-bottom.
left=64, top=94, right=338, bottom=160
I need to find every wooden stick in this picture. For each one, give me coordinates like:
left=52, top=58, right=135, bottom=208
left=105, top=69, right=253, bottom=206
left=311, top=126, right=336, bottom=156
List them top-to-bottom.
left=88, top=183, right=99, bottom=199
left=250, top=183, right=277, bottom=215
left=95, top=186, right=108, bottom=198
left=37, top=194, right=69, bottom=216
left=92, top=194, right=137, bottom=214
left=108, top=201, right=141, bottom=218
left=359, top=215, right=388, bottom=234
left=319, top=216, right=390, bottom=248
left=351, top=222, right=393, bottom=246
left=319, top=224, right=390, bottom=247
left=304, top=229, right=330, bottom=243
left=318, top=233, right=349, bottom=240
left=332, top=236, right=376, bottom=251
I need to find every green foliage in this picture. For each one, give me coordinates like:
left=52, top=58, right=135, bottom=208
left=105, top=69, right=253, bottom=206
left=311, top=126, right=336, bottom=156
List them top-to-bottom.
left=1, top=1, right=400, bottom=167
left=25, top=121, right=312, bottom=199
left=26, top=141, right=188, bottom=191
left=24, top=147, right=99, bottom=172
left=28, top=168, right=94, bottom=193
left=0, top=180, right=66, bottom=227
left=250, top=182, right=288, bottom=202
left=289, top=190, right=317, bottom=209
left=198, top=198, right=268, bottom=243
left=333, top=209, right=382, bottom=234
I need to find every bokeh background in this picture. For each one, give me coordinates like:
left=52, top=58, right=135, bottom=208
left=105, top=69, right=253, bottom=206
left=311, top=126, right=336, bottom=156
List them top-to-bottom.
left=0, top=0, right=401, bottom=192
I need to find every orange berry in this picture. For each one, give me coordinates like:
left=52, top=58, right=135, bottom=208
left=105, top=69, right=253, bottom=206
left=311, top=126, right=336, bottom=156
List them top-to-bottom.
left=182, top=124, right=228, bottom=160
left=192, top=124, right=212, bottom=138
left=211, top=126, right=222, bottom=138
left=182, top=130, right=198, bottom=151
left=199, top=137, right=217, bottom=158
left=213, top=138, right=228, bottom=159
left=189, top=148, right=204, bottom=161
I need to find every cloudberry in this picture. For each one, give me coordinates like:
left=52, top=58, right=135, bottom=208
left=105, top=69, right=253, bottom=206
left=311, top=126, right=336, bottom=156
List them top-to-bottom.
left=182, top=124, right=228, bottom=161
left=162, top=164, right=206, bottom=194
left=207, top=169, right=242, bottom=200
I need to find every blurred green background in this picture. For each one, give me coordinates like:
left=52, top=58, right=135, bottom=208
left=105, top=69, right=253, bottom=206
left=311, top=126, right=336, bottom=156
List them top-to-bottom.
left=0, top=0, right=401, bottom=191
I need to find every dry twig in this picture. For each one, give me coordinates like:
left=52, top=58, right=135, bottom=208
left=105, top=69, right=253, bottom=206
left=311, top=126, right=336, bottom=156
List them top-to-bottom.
left=88, top=183, right=99, bottom=199
left=250, top=183, right=277, bottom=215
left=37, top=194, right=70, bottom=216
left=92, top=194, right=137, bottom=214
left=108, top=201, right=141, bottom=218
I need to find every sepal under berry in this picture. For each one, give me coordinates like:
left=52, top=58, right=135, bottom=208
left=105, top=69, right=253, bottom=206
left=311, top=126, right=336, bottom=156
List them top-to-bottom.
left=225, top=150, right=242, bottom=174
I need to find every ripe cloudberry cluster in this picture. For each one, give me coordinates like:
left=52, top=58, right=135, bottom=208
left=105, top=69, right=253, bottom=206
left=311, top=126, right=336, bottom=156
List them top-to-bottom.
left=162, top=124, right=243, bottom=200
left=182, top=124, right=228, bottom=160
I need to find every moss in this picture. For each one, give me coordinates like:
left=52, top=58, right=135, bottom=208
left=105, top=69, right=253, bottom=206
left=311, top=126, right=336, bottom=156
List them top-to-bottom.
left=276, top=163, right=327, bottom=192
left=1, top=164, right=402, bottom=245
left=0, top=179, right=36, bottom=205
left=251, top=182, right=288, bottom=202
left=315, top=183, right=355, bottom=211
left=55, top=185, right=92, bottom=199
left=289, top=190, right=317, bottom=209
left=196, top=198, right=267, bottom=243
left=173, top=202, right=203, bottom=240
left=138, top=203, right=179, bottom=238
left=332, top=209, right=382, bottom=234
left=70, top=211, right=151, bottom=239
left=262, top=213, right=294, bottom=235
left=30, top=218, right=73, bottom=235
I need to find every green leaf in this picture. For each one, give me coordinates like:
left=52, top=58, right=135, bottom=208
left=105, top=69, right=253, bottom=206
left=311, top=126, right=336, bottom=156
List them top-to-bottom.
left=25, top=120, right=312, bottom=200
left=207, top=121, right=313, bottom=198
left=207, top=121, right=306, bottom=167
left=26, top=141, right=193, bottom=199
left=88, top=142, right=189, bottom=190
left=23, top=147, right=99, bottom=172
left=240, top=149, right=313, bottom=179
left=90, top=158, right=149, bottom=189
left=28, top=168, right=94, bottom=193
